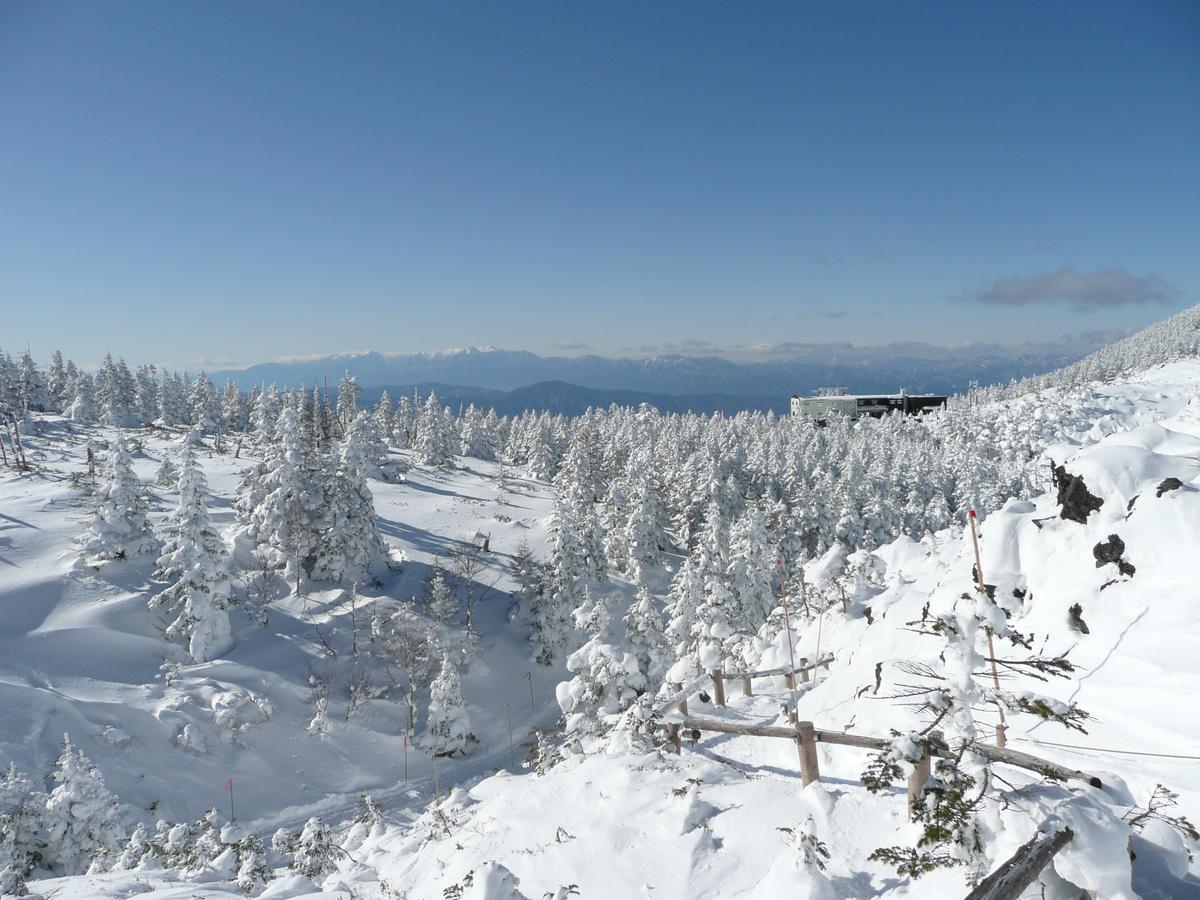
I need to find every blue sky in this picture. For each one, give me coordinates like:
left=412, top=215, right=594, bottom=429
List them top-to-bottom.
left=1, top=1, right=1197, bottom=369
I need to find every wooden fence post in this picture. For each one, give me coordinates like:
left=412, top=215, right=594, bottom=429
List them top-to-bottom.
left=800, top=657, right=810, bottom=684
left=711, top=670, right=726, bottom=707
left=784, top=670, right=795, bottom=690
left=742, top=676, right=753, bottom=697
left=670, top=682, right=688, bottom=716
left=796, top=721, right=820, bottom=786
left=666, top=723, right=682, bottom=754
left=907, top=747, right=931, bottom=815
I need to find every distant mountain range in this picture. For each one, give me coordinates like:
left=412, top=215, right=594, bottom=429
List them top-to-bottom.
left=210, top=344, right=1089, bottom=415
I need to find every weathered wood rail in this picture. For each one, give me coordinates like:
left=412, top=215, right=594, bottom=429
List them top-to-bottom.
left=654, top=656, right=834, bottom=718
left=658, top=715, right=1101, bottom=789
left=963, top=826, right=1094, bottom=900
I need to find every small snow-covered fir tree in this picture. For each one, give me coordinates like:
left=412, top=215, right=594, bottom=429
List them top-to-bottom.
left=68, top=371, right=98, bottom=421
left=190, top=371, right=220, bottom=432
left=336, top=371, right=360, bottom=430
left=416, top=392, right=454, bottom=467
left=458, top=404, right=492, bottom=459
left=232, top=407, right=323, bottom=589
left=310, top=424, right=390, bottom=585
left=81, top=433, right=159, bottom=562
left=151, top=439, right=232, bottom=662
left=154, top=451, right=178, bottom=487
left=663, top=556, right=704, bottom=665
left=426, top=558, right=457, bottom=623
left=624, top=578, right=668, bottom=688
left=557, top=589, right=645, bottom=738
left=425, top=654, right=474, bottom=757
left=43, top=735, right=125, bottom=875
left=0, top=763, right=46, bottom=879
left=290, top=817, right=340, bottom=879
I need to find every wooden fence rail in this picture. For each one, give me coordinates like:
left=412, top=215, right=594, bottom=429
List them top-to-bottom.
left=655, top=655, right=835, bottom=717
left=655, top=715, right=1102, bottom=790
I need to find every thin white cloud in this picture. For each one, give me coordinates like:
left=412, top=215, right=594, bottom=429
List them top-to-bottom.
left=964, top=267, right=1178, bottom=310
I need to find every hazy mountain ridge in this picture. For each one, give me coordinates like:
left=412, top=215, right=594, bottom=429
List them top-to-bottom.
left=212, top=345, right=1089, bottom=411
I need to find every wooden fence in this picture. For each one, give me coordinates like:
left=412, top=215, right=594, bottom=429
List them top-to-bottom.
left=649, top=661, right=1108, bottom=898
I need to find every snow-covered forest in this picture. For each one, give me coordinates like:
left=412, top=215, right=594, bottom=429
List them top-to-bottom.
left=2, top=307, right=1200, bottom=898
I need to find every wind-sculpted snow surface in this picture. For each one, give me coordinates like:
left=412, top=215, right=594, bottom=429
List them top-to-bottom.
left=3, top=351, right=1200, bottom=896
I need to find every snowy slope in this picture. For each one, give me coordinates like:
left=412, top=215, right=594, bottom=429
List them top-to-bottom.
left=8, top=360, right=1200, bottom=898
left=0, top=422, right=563, bottom=840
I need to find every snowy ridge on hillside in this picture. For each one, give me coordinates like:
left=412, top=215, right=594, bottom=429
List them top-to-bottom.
left=2, top=328, right=1200, bottom=898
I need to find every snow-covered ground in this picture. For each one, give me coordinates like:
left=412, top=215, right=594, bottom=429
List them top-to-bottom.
left=6, top=360, right=1200, bottom=898
left=0, top=425, right=564, bottom=876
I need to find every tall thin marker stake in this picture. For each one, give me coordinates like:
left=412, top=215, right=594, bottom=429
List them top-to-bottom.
left=968, top=510, right=1007, bottom=748
left=777, top=559, right=800, bottom=720
left=814, top=609, right=824, bottom=682
left=524, top=671, right=534, bottom=712
left=507, top=703, right=515, bottom=769
left=403, top=735, right=409, bottom=784
left=433, top=753, right=440, bottom=805
left=224, top=777, right=235, bottom=822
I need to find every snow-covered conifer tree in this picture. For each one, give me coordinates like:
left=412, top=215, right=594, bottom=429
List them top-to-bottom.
left=46, top=349, right=69, bottom=412
left=17, top=350, right=47, bottom=415
left=97, top=355, right=138, bottom=426
left=135, top=365, right=160, bottom=425
left=68, top=371, right=97, bottom=421
left=190, top=371, right=220, bottom=432
left=336, top=372, right=360, bottom=430
left=157, top=373, right=190, bottom=427
left=416, top=392, right=454, bottom=467
left=458, top=404, right=491, bottom=459
left=232, top=407, right=323, bottom=589
left=310, top=422, right=390, bottom=585
left=81, top=434, right=159, bottom=562
left=151, top=440, right=232, bottom=662
left=663, top=556, right=704, bottom=665
left=426, top=558, right=457, bottom=624
left=624, top=579, right=668, bottom=687
left=557, top=589, right=644, bottom=738
left=425, top=655, right=474, bottom=757
left=43, top=736, right=124, bottom=875
left=0, top=764, right=46, bottom=880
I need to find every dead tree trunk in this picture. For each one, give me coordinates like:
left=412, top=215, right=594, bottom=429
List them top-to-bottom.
left=964, top=827, right=1074, bottom=900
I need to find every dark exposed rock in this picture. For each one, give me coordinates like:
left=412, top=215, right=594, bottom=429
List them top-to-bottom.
left=1052, top=463, right=1104, bottom=523
left=1157, top=477, right=1184, bottom=497
left=1127, top=495, right=1139, bottom=513
left=1093, top=533, right=1136, bottom=577
left=1093, top=534, right=1126, bottom=566
left=1068, top=603, right=1090, bottom=635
